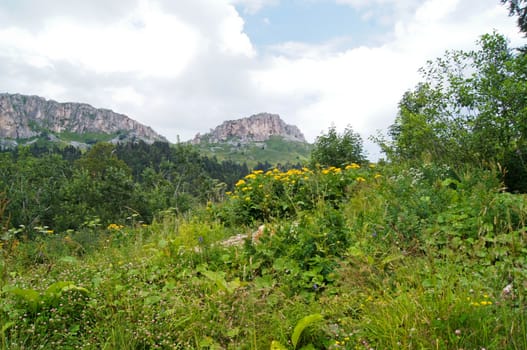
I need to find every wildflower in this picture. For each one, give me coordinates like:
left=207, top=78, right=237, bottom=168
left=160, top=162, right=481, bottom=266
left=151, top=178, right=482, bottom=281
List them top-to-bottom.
left=345, top=163, right=361, bottom=170
left=369, top=164, right=376, bottom=168
left=253, top=170, right=264, bottom=175
left=245, top=173, right=257, bottom=180
left=374, top=173, right=382, bottom=179
left=356, top=177, right=366, bottom=182
left=235, top=179, right=246, bottom=187
left=226, top=191, right=232, bottom=195
left=245, top=196, right=251, bottom=201
left=454, top=329, right=461, bottom=336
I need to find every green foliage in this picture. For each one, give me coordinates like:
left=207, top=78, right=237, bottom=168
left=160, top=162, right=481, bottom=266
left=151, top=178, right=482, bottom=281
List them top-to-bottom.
left=386, top=32, right=527, bottom=191
left=310, top=125, right=366, bottom=168
left=193, top=135, right=312, bottom=169
left=0, top=140, right=252, bottom=233
left=0, top=161, right=526, bottom=349
left=216, top=163, right=378, bottom=226
left=2, top=281, right=92, bottom=348
left=271, top=313, right=324, bottom=350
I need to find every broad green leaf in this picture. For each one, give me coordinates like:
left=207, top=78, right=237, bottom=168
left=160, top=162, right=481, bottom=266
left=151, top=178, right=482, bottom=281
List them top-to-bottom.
left=291, top=313, right=323, bottom=349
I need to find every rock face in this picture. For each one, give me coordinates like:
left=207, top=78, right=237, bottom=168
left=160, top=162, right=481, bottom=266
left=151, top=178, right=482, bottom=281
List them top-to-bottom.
left=0, top=93, right=167, bottom=142
left=193, top=113, right=306, bottom=144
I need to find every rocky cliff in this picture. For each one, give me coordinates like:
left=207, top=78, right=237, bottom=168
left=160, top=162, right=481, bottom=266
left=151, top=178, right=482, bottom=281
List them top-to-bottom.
left=0, top=93, right=166, bottom=143
left=192, top=113, right=306, bottom=144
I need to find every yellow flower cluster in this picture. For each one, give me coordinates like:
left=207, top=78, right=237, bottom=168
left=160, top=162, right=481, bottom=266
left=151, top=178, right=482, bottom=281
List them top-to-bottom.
left=345, top=163, right=361, bottom=170
left=228, top=164, right=381, bottom=203
left=322, top=166, right=342, bottom=175
left=107, top=223, right=124, bottom=230
left=467, top=294, right=493, bottom=306
left=333, top=336, right=351, bottom=347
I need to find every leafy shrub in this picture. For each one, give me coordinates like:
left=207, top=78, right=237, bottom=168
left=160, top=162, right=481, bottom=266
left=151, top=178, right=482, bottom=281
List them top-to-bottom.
left=216, top=164, right=380, bottom=226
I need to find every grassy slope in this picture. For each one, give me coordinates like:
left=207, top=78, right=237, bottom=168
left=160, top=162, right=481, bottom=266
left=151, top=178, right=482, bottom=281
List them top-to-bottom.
left=193, top=135, right=313, bottom=168
left=1, top=164, right=527, bottom=349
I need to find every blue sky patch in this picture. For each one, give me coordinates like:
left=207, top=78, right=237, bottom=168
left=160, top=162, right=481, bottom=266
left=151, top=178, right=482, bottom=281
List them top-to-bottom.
left=237, top=1, right=386, bottom=48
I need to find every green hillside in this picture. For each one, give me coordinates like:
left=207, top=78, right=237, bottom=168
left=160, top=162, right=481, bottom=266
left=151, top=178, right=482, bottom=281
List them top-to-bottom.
left=192, top=135, right=313, bottom=168
left=1, top=163, right=526, bottom=349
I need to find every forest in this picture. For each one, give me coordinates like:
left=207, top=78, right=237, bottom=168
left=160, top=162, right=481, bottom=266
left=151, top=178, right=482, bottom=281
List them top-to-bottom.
left=1, top=15, right=527, bottom=350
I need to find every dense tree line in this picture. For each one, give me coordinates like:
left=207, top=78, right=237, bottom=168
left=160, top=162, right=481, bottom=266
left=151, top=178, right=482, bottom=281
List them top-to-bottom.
left=0, top=141, right=249, bottom=235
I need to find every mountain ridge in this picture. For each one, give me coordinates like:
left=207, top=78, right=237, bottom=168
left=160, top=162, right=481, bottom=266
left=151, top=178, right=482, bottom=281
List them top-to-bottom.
left=0, top=93, right=167, bottom=143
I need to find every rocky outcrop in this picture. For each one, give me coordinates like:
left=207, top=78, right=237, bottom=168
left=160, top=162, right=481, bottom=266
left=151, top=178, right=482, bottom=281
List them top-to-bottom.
left=0, top=93, right=167, bottom=143
left=192, top=113, right=305, bottom=144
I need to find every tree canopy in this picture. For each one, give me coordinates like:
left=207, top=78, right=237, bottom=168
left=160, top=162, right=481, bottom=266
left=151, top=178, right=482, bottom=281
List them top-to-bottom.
left=386, top=32, right=527, bottom=191
left=310, top=125, right=366, bottom=168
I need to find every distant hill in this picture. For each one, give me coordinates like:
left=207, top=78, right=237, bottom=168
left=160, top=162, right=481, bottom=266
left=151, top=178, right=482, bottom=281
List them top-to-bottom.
left=0, top=93, right=167, bottom=147
left=191, top=113, right=312, bottom=167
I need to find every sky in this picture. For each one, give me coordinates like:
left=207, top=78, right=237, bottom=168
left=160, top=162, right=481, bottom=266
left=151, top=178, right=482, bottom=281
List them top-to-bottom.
left=0, top=0, right=525, bottom=159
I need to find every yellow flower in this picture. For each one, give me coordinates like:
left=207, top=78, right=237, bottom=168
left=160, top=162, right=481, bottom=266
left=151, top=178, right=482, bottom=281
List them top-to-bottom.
left=345, top=163, right=361, bottom=170
left=369, top=163, right=376, bottom=168
left=252, top=170, right=264, bottom=174
left=245, top=173, right=257, bottom=180
left=374, top=173, right=382, bottom=179
left=356, top=177, right=366, bottom=182
left=235, top=179, right=246, bottom=187
left=226, top=191, right=232, bottom=195
left=245, top=196, right=251, bottom=201
left=107, top=223, right=122, bottom=230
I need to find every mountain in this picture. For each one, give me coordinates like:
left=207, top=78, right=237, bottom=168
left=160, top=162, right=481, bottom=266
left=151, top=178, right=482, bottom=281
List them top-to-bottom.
left=0, top=93, right=167, bottom=144
left=191, top=113, right=312, bottom=167
left=192, top=113, right=306, bottom=144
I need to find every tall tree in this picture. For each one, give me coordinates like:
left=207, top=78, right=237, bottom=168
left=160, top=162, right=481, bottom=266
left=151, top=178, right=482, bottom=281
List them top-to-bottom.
left=387, top=32, right=527, bottom=191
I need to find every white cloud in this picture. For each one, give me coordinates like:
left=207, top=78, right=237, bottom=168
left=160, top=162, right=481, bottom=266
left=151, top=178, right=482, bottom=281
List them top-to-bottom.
left=227, top=0, right=279, bottom=14
left=0, top=2, right=199, bottom=78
